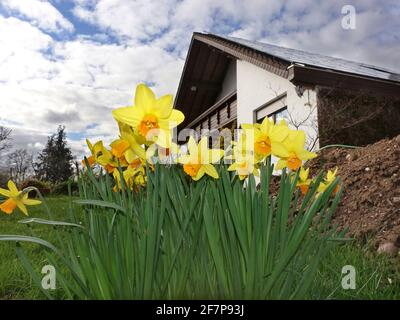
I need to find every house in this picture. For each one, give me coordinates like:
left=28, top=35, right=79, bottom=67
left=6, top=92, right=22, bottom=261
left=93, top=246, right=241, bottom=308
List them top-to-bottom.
left=174, top=32, right=400, bottom=149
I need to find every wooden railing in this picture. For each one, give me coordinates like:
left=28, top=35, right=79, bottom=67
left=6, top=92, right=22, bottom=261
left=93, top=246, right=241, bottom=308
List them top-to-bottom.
left=187, top=91, right=237, bottom=134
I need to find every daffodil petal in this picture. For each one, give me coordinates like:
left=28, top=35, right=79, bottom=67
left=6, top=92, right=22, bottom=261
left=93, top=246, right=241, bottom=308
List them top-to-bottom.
left=135, top=84, right=156, bottom=113
left=154, top=94, right=173, bottom=118
left=112, top=106, right=143, bottom=127
left=158, top=109, right=185, bottom=129
left=241, top=123, right=254, bottom=130
left=270, top=125, right=289, bottom=142
left=187, top=136, right=198, bottom=157
left=86, top=139, right=93, bottom=152
left=271, top=141, right=289, bottom=158
left=208, top=149, right=224, bottom=163
left=296, top=149, right=317, bottom=160
left=177, top=154, right=191, bottom=164
left=274, top=159, right=287, bottom=170
left=227, top=163, right=238, bottom=171
left=203, top=164, right=219, bottom=179
left=193, top=166, right=206, bottom=181
left=7, top=180, right=19, bottom=196
left=0, top=188, right=11, bottom=197
left=23, top=198, right=41, bottom=206
left=17, top=202, right=28, bottom=216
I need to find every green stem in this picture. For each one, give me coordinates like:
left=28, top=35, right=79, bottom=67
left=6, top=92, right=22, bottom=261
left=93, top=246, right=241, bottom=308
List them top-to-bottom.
left=317, top=144, right=359, bottom=152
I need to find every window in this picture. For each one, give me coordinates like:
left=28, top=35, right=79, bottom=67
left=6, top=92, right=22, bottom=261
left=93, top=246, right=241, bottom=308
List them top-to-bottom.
left=254, top=93, right=288, bottom=124
left=268, top=107, right=289, bottom=124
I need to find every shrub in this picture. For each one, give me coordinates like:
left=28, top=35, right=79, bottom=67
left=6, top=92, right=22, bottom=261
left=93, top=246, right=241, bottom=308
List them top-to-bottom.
left=19, top=179, right=51, bottom=197
left=51, top=180, right=79, bottom=196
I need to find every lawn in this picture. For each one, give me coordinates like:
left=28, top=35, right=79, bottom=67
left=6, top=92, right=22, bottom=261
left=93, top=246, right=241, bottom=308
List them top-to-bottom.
left=0, top=196, right=399, bottom=300
left=0, top=196, right=74, bottom=299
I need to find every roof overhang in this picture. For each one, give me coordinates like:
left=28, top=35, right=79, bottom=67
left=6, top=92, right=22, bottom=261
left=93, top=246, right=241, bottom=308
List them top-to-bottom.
left=288, top=64, right=400, bottom=97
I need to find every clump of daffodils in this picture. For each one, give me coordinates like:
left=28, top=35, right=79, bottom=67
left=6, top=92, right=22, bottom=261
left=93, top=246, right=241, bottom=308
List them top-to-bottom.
left=79, top=83, right=338, bottom=196
left=0, top=84, right=340, bottom=217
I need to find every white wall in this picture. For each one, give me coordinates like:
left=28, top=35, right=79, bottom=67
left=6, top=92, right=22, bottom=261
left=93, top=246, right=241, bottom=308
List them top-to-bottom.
left=215, top=60, right=237, bottom=101
left=236, top=60, right=319, bottom=150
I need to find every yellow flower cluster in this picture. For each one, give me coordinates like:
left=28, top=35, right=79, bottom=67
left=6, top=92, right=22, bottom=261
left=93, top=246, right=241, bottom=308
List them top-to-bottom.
left=0, top=84, right=339, bottom=216
left=80, top=84, right=341, bottom=194
left=83, top=84, right=185, bottom=191
left=227, top=116, right=317, bottom=180
left=293, top=167, right=340, bottom=196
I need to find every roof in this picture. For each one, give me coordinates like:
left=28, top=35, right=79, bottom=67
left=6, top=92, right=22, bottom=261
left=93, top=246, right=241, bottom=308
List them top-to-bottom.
left=214, top=34, right=400, bottom=83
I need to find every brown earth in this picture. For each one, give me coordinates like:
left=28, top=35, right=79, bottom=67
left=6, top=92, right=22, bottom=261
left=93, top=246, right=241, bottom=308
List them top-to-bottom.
left=306, top=135, right=400, bottom=246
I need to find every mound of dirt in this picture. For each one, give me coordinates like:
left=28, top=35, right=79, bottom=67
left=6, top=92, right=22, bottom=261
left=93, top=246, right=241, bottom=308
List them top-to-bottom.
left=307, top=135, right=400, bottom=246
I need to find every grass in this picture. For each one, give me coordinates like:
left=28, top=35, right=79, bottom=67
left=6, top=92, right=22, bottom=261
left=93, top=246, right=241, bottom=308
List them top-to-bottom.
left=0, top=195, right=399, bottom=300
left=0, top=196, right=75, bottom=299
left=309, top=242, right=400, bottom=299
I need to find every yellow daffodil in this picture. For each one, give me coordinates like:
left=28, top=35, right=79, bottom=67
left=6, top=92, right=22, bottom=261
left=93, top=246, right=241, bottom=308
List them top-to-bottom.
left=112, top=84, right=184, bottom=148
left=242, top=118, right=289, bottom=160
left=117, top=122, right=146, bottom=163
left=273, top=130, right=317, bottom=171
left=227, top=132, right=259, bottom=179
left=178, top=136, right=224, bottom=181
left=82, top=139, right=96, bottom=167
left=84, top=139, right=120, bottom=173
left=84, top=139, right=112, bottom=166
left=110, top=139, right=130, bottom=159
left=228, top=154, right=259, bottom=180
left=113, top=166, right=146, bottom=192
left=296, top=167, right=312, bottom=195
left=317, top=167, right=339, bottom=196
left=0, top=181, right=41, bottom=215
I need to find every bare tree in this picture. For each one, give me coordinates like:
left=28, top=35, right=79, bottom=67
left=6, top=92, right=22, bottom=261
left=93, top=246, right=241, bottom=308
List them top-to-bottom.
left=0, top=126, right=12, bottom=154
left=8, top=149, right=33, bottom=184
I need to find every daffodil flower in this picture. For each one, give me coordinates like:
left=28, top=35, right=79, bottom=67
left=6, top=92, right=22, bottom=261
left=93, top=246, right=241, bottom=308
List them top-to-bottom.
left=112, top=84, right=184, bottom=148
left=242, top=118, right=289, bottom=160
left=116, top=122, right=146, bottom=163
left=273, top=130, right=317, bottom=171
left=227, top=132, right=259, bottom=179
left=178, top=136, right=224, bottom=181
left=84, top=139, right=120, bottom=173
left=84, top=139, right=113, bottom=166
left=228, top=155, right=259, bottom=180
left=113, top=166, right=146, bottom=192
left=296, top=167, right=312, bottom=195
left=317, top=167, right=339, bottom=196
left=0, top=181, right=41, bottom=215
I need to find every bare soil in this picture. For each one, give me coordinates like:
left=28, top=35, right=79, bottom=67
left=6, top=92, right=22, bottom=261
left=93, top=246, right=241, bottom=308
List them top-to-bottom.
left=307, top=135, right=400, bottom=246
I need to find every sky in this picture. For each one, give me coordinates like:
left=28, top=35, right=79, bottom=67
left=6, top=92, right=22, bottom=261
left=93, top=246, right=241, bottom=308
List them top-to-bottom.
left=0, top=0, right=399, bottom=163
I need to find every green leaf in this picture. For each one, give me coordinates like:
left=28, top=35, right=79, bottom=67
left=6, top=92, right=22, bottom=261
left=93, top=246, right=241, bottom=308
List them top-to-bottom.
left=74, top=199, right=127, bottom=214
left=19, top=218, right=85, bottom=229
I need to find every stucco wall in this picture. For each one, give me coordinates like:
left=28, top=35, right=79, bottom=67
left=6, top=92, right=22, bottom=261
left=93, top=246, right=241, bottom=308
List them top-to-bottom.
left=215, top=60, right=237, bottom=101
left=236, top=60, right=319, bottom=150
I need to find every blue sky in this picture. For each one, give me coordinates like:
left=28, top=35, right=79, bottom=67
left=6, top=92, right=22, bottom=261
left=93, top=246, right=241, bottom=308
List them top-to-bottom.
left=0, top=0, right=398, bottom=161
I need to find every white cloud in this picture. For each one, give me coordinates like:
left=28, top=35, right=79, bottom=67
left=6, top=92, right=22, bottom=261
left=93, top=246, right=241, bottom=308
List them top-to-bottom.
left=0, top=0, right=399, bottom=163
left=1, top=0, right=74, bottom=33
left=0, top=15, right=183, bottom=159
